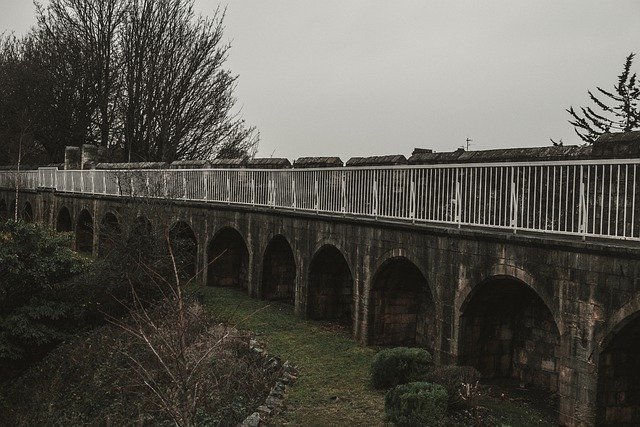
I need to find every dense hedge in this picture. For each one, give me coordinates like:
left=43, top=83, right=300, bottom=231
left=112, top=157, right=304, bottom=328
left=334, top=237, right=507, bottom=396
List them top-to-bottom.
left=370, top=347, right=432, bottom=389
left=425, top=365, right=481, bottom=409
left=385, top=382, right=448, bottom=426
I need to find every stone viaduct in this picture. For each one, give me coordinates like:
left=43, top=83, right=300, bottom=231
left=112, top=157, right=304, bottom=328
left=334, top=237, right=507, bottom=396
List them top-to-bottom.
left=2, top=133, right=640, bottom=426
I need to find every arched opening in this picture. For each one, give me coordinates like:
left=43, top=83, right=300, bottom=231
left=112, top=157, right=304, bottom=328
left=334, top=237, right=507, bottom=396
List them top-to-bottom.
left=0, top=199, right=7, bottom=220
left=22, top=202, right=33, bottom=223
left=56, top=207, right=73, bottom=232
left=75, top=210, right=94, bottom=254
left=99, top=212, right=121, bottom=255
left=169, top=221, right=198, bottom=280
left=207, top=227, right=249, bottom=289
left=261, top=235, right=296, bottom=302
left=308, top=245, right=353, bottom=325
left=370, top=257, right=436, bottom=347
left=459, top=276, right=560, bottom=394
left=597, top=314, right=640, bottom=425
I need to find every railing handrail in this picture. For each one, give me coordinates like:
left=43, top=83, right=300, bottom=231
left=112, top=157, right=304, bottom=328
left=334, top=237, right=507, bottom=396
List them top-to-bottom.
left=1, top=158, right=640, bottom=242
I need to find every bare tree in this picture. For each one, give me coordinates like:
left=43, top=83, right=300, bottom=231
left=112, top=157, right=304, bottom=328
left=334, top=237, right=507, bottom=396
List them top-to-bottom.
left=36, top=0, right=127, bottom=148
left=121, top=1, right=257, bottom=162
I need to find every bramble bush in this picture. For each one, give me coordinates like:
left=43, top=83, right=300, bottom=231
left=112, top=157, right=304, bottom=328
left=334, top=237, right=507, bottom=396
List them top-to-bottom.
left=370, top=347, right=432, bottom=389
left=385, top=381, right=448, bottom=427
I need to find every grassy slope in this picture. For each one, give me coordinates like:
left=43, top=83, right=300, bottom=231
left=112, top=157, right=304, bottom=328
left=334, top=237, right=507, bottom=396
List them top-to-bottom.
left=198, top=286, right=386, bottom=426
left=198, top=286, right=557, bottom=427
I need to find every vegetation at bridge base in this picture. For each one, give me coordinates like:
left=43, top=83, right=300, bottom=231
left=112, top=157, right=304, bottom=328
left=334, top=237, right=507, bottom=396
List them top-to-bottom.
left=0, top=219, right=280, bottom=425
left=0, top=220, right=86, bottom=376
left=176, top=286, right=558, bottom=426
left=0, top=299, right=279, bottom=426
left=370, top=347, right=432, bottom=389
left=425, top=365, right=481, bottom=409
left=384, top=381, right=448, bottom=427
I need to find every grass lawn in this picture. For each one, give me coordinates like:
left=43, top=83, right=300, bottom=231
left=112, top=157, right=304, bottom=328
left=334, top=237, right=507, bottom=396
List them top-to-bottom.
left=197, top=286, right=557, bottom=427
left=197, top=286, right=386, bottom=426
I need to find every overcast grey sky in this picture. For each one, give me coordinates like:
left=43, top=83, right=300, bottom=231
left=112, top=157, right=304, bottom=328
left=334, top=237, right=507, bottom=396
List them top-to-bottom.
left=1, top=1, right=640, bottom=160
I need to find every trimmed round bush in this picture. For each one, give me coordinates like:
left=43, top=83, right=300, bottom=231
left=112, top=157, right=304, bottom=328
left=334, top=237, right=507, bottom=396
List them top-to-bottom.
left=370, top=347, right=432, bottom=389
left=425, top=365, right=481, bottom=408
left=385, top=382, right=448, bottom=427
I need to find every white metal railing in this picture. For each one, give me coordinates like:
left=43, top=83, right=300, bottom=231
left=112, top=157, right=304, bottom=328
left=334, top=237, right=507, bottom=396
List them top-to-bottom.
left=1, top=160, right=640, bottom=241
left=0, top=170, right=39, bottom=191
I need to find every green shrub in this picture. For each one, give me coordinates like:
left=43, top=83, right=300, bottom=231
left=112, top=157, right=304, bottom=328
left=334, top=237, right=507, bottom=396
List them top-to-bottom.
left=0, top=220, right=87, bottom=374
left=370, top=347, right=432, bottom=389
left=425, top=365, right=481, bottom=408
left=385, top=382, right=447, bottom=426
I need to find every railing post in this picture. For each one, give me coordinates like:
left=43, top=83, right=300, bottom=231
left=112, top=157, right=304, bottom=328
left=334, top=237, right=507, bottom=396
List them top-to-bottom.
left=579, top=165, right=588, bottom=240
left=510, top=168, right=518, bottom=233
left=91, top=170, right=95, bottom=194
left=203, top=170, right=209, bottom=201
left=80, top=171, right=84, bottom=193
left=163, top=172, right=168, bottom=198
left=341, top=172, right=346, bottom=215
left=71, top=173, right=75, bottom=192
left=103, top=173, right=106, bottom=195
left=183, top=173, right=187, bottom=199
left=373, top=174, right=378, bottom=218
left=116, top=175, right=121, bottom=196
left=145, top=175, right=150, bottom=197
left=226, top=175, right=231, bottom=204
left=131, top=176, right=135, bottom=197
left=251, top=177, right=255, bottom=206
left=454, top=177, right=461, bottom=228
left=271, top=178, right=276, bottom=208
left=292, top=178, right=297, bottom=210
left=314, top=178, right=319, bottom=213
left=410, top=179, right=416, bottom=223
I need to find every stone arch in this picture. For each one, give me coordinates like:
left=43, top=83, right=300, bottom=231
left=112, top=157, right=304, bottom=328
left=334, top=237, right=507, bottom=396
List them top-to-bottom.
left=22, top=201, right=33, bottom=222
left=56, top=206, right=73, bottom=232
left=75, top=209, right=94, bottom=254
left=99, top=212, right=121, bottom=255
left=169, top=221, right=198, bottom=280
left=207, top=226, right=249, bottom=289
left=261, top=234, right=296, bottom=302
left=307, top=244, right=354, bottom=325
left=369, top=255, right=436, bottom=348
left=456, top=263, right=563, bottom=334
left=458, top=274, right=561, bottom=394
left=596, top=297, right=640, bottom=425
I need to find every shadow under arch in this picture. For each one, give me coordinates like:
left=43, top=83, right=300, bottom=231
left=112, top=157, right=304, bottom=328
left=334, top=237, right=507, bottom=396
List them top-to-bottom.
left=22, top=201, right=33, bottom=223
left=56, top=206, right=73, bottom=232
left=76, top=209, right=94, bottom=254
left=99, top=212, right=121, bottom=256
left=169, top=220, right=198, bottom=280
left=207, top=226, right=249, bottom=289
left=261, top=234, right=296, bottom=303
left=307, top=243, right=354, bottom=325
left=369, top=256, right=436, bottom=348
left=458, top=275, right=561, bottom=394
left=596, top=299, right=640, bottom=425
